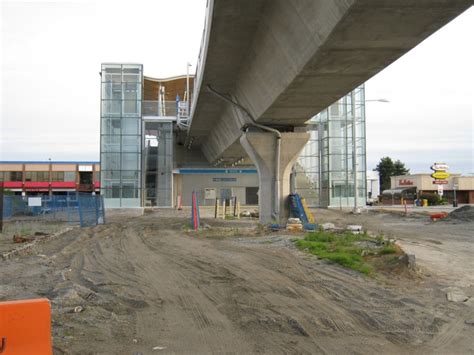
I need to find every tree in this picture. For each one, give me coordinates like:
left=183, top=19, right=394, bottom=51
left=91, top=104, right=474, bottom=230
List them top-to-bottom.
left=375, top=157, right=410, bottom=192
left=375, top=157, right=394, bottom=192
left=393, top=159, right=410, bottom=176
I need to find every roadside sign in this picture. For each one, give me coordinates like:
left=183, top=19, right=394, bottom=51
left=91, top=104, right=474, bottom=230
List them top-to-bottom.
left=431, top=162, right=450, bottom=189
left=431, top=163, right=449, bottom=171
left=431, top=171, right=450, bottom=180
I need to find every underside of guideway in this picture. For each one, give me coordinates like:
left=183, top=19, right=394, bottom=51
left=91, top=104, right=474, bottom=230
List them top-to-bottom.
left=186, top=0, right=471, bottom=222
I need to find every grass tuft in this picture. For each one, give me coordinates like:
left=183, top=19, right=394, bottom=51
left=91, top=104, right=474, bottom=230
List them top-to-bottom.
left=295, top=230, right=401, bottom=276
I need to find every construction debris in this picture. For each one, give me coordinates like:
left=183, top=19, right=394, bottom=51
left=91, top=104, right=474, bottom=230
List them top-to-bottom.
left=287, top=218, right=302, bottom=224
left=321, top=222, right=336, bottom=231
left=286, top=224, right=303, bottom=232
left=346, top=225, right=363, bottom=234
left=13, top=234, right=34, bottom=243
left=398, top=254, right=416, bottom=269
left=445, top=287, right=469, bottom=303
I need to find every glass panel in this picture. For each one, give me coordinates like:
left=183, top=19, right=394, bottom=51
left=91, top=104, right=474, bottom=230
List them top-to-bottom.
left=101, top=65, right=122, bottom=83
left=123, top=74, right=140, bottom=83
left=102, top=82, right=122, bottom=100
left=123, top=82, right=141, bottom=100
left=102, top=100, right=121, bottom=115
left=123, top=100, right=140, bottom=116
left=101, top=118, right=121, bottom=135
left=122, top=118, right=141, bottom=135
left=101, top=135, right=121, bottom=152
left=122, top=135, right=140, bottom=152
left=102, top=153, right=121, bottom=170
left=121, top=153, right=140, bottom=170
left=103, top=170, right=121, bottom=181
left=121, top=171, right=140, bottom=188
left=122, top=187, right=139, bottom=198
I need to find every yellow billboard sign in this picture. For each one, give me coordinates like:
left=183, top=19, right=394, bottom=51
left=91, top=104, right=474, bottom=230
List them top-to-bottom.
left=431, top=171, right=450, bottom=180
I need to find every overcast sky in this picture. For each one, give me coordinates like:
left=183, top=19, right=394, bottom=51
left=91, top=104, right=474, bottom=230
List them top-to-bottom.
left=1, top=1, right=473, bottom=174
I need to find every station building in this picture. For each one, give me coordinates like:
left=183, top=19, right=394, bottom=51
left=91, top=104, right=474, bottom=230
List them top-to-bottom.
left=0, top=63, right=369, bottom=210
left=99, top=63, right=368, bottom=209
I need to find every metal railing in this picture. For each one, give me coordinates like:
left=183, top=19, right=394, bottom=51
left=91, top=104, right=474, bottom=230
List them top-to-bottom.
left=143, top=101, right=178, bottom=117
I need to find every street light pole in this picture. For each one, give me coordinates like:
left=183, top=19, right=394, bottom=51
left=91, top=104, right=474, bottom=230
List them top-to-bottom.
left=186, top=63, right=191, bottom=115
left=351, top=91, right=360, bottom=214
left=357, top=98, right=389, bottom=212
left=453, top=183, right=458, bottom=207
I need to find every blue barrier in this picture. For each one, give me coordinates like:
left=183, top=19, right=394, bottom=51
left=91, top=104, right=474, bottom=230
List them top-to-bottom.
left=2, top=193, right=105, bottom=227
left=288, top=194, right=309, bottom=223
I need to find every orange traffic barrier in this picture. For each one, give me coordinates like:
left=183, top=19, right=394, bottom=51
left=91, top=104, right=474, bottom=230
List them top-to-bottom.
left=430, top=212, right=448, bottom=221
left=0, top=298, right=52, bottom=355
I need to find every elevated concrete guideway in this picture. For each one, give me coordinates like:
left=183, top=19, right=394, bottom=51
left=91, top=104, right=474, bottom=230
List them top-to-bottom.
left=187, top=0, right=471, bottom=222
left=189, top=0, right=471, bottom=162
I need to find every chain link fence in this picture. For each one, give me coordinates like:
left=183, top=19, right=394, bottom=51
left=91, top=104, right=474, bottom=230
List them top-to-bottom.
left=2, top=192, right=105, bottom=228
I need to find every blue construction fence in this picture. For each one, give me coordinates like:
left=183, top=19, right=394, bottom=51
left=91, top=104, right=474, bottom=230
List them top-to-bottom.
left=2, top=192, right=105, bottom=227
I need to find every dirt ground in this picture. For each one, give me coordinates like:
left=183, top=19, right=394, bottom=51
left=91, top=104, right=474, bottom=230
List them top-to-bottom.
left=0, top=208, right=473, bottom=354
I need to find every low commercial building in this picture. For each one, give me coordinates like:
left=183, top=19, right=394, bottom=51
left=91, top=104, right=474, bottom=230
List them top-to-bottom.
left=0, top=161, right=100, bottom=195
left=384, top=174, right=474, bottom=204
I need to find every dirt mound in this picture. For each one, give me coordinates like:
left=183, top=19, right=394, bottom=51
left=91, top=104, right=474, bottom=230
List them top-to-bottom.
left=444, top=205, right=474, bottom=222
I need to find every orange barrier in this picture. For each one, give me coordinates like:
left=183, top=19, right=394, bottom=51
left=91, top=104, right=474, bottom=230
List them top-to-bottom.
left=430, top=212, right=448, bottom=221
left=0, top=298, right=52, bottom=355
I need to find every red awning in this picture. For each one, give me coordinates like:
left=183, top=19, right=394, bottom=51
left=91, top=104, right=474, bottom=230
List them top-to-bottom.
left=3, top=182, right=23, bottom=188
left=24, top=182, right=49, bottom=189
left=51, top=182, right=76, bottom=189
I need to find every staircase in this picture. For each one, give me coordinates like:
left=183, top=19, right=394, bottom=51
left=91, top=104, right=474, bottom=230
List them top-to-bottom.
left=177, top=101, right=189, bottom=129
left=294, top=163, right=319, bottom=207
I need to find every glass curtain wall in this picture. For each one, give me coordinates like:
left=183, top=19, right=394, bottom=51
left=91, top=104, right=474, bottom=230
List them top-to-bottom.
left=100, top=64, right=142, bottom=207
left=297, top=85, right=366, bottom=207
left=143, top=121, right=173, bottom=207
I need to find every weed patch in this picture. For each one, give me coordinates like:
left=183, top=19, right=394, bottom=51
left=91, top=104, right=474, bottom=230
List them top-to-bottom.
left=295, top=230, right=403, bottom=276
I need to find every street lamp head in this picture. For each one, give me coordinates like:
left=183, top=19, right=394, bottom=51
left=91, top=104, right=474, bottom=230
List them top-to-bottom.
left=366, top=98, right=390, bottom=103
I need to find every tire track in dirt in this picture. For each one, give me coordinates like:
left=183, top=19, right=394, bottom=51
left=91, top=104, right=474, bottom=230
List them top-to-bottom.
left=117, top=225, right=252, bottom=354
left=134, top=226, right=402, bottom=353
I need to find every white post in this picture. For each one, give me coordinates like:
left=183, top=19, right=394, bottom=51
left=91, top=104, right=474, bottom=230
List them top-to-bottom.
left=186, top=63, right=191, bottom=115
left=351, top=90, right=360, bottom=214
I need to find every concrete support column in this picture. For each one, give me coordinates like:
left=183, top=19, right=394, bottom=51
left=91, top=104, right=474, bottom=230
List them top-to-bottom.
left=240, top=131, right=309, bottom=224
